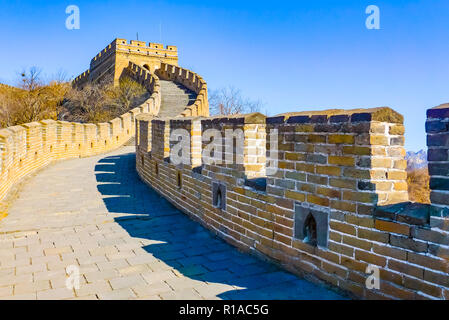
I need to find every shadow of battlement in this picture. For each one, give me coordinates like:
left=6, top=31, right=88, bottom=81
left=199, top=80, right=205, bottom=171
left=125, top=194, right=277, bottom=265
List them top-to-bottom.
left=94, top=152, right=346, bottom=300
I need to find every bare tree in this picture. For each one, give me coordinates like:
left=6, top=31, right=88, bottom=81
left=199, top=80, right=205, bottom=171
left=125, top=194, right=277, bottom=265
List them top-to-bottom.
left=0, top=67, right=68, bottom=127
left=18, top=67, right=42, bottom=91
left=62, top=74, right=147, bottom=123
left=62, top=75, right=114, bottom=123
left=108, top=76, right=147, bottom=115
left=209, top=86, right=263, bottom=116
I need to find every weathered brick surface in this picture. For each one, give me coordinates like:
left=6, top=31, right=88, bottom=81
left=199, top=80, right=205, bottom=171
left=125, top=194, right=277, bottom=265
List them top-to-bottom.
left=135, top=107, right=449, bottom=300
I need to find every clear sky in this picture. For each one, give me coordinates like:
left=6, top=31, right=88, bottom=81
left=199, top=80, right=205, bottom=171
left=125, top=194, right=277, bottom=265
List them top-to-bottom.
left=0, top=0, right=448, bottom=151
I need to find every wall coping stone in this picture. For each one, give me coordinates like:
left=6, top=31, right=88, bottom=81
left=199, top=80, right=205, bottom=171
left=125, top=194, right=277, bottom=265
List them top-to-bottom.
left=270, top=107, right=403, bottom=124
left=374, top=202, right=430, bottom=226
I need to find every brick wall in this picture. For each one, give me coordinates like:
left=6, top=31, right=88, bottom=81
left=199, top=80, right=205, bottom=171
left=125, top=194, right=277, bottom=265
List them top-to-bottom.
left=0, top=63, right=163, bottom=206
left=156, top=63, right=209, bottom=117
left=136, top=107, right=449, bottom=300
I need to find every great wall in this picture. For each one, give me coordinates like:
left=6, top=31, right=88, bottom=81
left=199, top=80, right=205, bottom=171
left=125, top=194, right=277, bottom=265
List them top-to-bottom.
left=0, top=38, right=448, bottom=300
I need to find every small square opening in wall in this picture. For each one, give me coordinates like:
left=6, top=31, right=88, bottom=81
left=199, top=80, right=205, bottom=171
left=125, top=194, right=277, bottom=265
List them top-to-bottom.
left=212, top=181, right=226, bottom=210
left=294, top=203, right=329, bottom=248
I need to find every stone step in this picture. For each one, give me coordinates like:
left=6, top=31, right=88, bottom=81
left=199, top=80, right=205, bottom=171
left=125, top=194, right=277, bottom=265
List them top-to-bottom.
left=158, top=80, right=197, bottom=117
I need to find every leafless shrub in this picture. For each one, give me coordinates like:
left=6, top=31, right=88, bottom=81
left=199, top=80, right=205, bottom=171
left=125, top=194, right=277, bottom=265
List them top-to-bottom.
left=0, top=67, right=68, bottom=127
left=61, top=74, right=147, bottom=123
left=209, top=86, right=263, bottom=116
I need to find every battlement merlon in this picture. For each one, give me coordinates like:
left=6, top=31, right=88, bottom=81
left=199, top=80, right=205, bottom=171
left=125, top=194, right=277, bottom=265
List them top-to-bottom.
left=113, top=38, right=177, bottom=53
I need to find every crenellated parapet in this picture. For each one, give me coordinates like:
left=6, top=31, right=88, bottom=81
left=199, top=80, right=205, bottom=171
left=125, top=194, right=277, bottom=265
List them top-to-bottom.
left=0, top=62, right=162, bottom=206
left=156, top=63, right=209, bottom=117
left=72, top=70, right=90, bottom=88
left=134, top=106, right=449, bottom=300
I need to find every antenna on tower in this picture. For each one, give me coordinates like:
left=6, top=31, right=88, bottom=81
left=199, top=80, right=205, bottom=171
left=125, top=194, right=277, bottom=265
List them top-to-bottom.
left=136, top=32, right=139, bottom=41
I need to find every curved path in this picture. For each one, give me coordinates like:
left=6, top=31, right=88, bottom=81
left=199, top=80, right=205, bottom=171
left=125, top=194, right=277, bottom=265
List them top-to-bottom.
left=0, top=147, right=345, bottom=300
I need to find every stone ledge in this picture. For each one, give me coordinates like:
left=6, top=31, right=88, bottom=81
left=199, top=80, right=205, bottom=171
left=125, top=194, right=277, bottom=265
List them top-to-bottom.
left=427, top=103, right=449, bottom=119
left=268, top=107, right=403, bottom=124
left=201, top=112, right=266, bottom=125
left=374, top=202, right=431, bottom=226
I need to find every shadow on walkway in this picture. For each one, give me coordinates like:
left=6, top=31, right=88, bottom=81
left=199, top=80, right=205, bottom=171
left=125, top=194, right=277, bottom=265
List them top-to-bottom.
left=95, top=152, right=345, bottom=300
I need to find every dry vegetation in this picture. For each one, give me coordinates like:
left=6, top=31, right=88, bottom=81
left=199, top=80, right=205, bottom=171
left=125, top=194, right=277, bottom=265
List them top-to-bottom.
left=0, top=68, right=148, bottom=128
left=0, top=68, right=68, bottom=127
left=61, top=74, right=147, bottom=123
left=209, top=86, right=263, bottom=116
left=407, top=168, right=430, bottom=204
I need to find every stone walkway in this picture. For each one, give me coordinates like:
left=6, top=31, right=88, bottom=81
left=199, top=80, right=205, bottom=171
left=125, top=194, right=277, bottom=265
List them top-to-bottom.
left=0, top=147, right=345, bottom=300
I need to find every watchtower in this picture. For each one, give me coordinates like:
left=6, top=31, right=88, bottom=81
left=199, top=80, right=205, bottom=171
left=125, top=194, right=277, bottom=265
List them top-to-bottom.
left=74, top=38, right=178, bottom=87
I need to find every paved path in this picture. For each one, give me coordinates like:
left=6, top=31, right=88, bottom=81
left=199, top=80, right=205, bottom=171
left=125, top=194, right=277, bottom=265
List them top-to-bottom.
left=0, top=147, right=345, bottom=300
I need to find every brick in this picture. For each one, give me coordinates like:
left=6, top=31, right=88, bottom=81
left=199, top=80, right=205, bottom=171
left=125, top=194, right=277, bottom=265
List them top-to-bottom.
left=426, top=120, right=447, bottom=133
left=389, top=125, right=405, bottom=135
left=427, top=133, right=449, bottom=147
left=329, top=134, right=354, bottom=144
left=370, top=135, right=389, bottom=146
left=390, top=136, right=405, bottom=146
left=342, top=146, right=371, bottom=156
left=428, top=149, right=449, bottom=161
left=306, top=154, right=327, bottom=164
left=328, top=156, right=355, bottom=167
left=371, top=158, right=392, bottom=168
left=393, top=160, right=407, bottom=170
left=316, top=166, right=341, bottom=176
left=343, top=168, right=371, bottom=179
left=387, top=170, right=407, bottom=180
left=285, top=171, right=306, bottom=181
left=307, top=174, right=328, bottom=185
left=430, top=177, right=449, bottom=191
left=329, top=178, right=356, bottom=190
left=317, top=187, right=340, bottom=199
left=285, top=190, right=306, bottom=202
left=343, top=191, right=376, bottom=204
left=431, top=191, right=449, bottom=206
left=306, top=194, right=329, bottom=207
left=330, top=200, right=356, bottom=213
left=345, top=215, right=374, bottom=228
left=374, top=219, right=410, bottom=236
left=329, top=221, right=356, bottom=236
left=411, top=227, right=449, bottom=245
left=358, top=228, right=389, bottom=243
left=342, top=235, right=372, bottom=251
left=390, top=235, right=427, bottom=252
left=328, top=241, right=354, bottom=257
left=372, top=244, right=406, bottom=260
left=355, top=249, right=386, bottom=267
left=408, top=252, right=449, bottom=273
left=340, top=256, right=367, bottom=272
left=388, top=259, right=424, bottom=279
left=322, top=261, right=347, bottom=278
left=379, top=269, right=403, bottom=286
left=424, top=269, right=449, bottom=287
left=403, top=276, right=442, bottom=298
left=380, top=281, right=416, bottom=300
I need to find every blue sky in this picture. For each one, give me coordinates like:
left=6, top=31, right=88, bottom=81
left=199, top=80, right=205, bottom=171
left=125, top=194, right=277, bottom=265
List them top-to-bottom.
left=0, top=0, right=448, bottom=151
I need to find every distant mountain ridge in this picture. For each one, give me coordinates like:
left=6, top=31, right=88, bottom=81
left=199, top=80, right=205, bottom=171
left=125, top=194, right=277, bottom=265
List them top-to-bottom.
left=405, top=150, right=427, bottom=171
